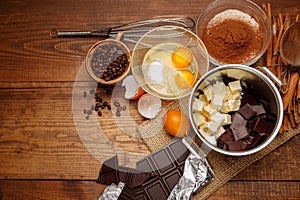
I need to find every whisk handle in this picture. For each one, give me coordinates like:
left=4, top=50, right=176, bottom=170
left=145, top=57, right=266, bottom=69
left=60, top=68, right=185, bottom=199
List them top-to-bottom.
left=50, top=29, right=108, bottom=37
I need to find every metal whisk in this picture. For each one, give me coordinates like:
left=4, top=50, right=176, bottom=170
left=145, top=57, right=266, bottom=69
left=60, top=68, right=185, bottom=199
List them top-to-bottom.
left=50, top=15, right=195, bottom=43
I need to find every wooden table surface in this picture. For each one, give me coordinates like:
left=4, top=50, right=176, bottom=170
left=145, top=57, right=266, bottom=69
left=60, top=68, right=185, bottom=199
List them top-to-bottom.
left=0, top=0, right=299, bottom=199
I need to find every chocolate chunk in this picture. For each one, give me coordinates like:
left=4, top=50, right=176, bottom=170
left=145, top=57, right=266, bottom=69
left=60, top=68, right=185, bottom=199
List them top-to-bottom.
left=241, top=94, right=257, bottom=106
left=238, top=103, right=257, bottom=119
left=252, top=105, right=266, bottom=116
left=230, top=112, right=247, bottom=128
left=230, top=113, right=248, bottom=140
left=248, top=117, right=258, bottom=129
left=252, top=118, right=269, bottom=133
left=266, top=121, right=276, bottom=136
left=231, top=125, right=249, bottom=141
left=218, top=129, right=234, bottom=143
left=227, top=140, right=249, bottom=151
left=97, top=155, right=119, bottom=185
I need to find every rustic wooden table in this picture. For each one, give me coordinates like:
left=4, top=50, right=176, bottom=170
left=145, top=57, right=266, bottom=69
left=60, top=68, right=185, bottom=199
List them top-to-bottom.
left=0, top=0, right=299, bottom=199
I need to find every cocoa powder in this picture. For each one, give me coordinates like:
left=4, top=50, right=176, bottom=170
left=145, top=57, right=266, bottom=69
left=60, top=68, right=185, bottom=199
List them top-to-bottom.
left=202, top=18, right=263, bottom=64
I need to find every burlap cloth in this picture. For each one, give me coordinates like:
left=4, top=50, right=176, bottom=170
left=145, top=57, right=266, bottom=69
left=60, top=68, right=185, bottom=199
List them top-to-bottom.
left=137, top=97, right=300, bottom=200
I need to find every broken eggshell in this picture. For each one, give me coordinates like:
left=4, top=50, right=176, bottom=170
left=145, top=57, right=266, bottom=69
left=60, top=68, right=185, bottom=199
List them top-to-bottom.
left=122, top=75, right=145, bottom=100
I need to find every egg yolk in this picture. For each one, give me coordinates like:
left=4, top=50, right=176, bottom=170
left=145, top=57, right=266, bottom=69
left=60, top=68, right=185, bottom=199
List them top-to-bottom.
left=171, top=47, right=193, bottom=68
left=175, top=70, right=194, bottom=89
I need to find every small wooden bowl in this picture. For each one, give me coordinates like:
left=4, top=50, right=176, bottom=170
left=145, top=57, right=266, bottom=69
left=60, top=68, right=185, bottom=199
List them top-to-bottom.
left=85, top=36, right=131, bottom=85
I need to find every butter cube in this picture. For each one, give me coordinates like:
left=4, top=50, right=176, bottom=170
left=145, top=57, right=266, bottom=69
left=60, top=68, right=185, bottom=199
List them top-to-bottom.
left=228, top=80, right=242, bottom=93
left=213, top=81, right=227, bottom=96
left=203, top=86, right=213, bottom=101
left=211, top=94, right=224, bottom=110
left=192, top=98, right=205, bottom=112
left=221, top=100, right=241, bottom=113
left=228, top=100, right=241, bottom=111
left=203, top=104, right=217, bottom=118
left=211, top=112, right=226, bottom=125
left=193, top=113, right=206, bottom=127
left=223, top=114, right=232, bottom=125
left=203, top=121, right=220, bottom=134
left=215, top=126, right=226, bottom=139
left=204, top=134, right=217, bottom=146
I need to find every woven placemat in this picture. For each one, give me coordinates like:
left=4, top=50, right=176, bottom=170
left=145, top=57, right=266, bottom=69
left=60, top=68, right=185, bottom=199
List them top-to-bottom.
left=137, top=98, right=300, bottom=200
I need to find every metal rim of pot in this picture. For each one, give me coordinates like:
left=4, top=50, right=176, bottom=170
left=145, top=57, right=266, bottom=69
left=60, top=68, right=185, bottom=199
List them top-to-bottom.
left=188, top=64, right=284, bottom=156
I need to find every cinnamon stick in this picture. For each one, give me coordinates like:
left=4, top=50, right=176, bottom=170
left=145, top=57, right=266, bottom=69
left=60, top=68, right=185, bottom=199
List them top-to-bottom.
left=265, top=3, right=273, bottom=69
left=282, top=72, right=300, bottom=110
left=297, top=78, right=300, bottom=114
left=297, top=78, right=300, bottom=102
left=288, top=111, right=297, bottom=128
left=282, top=112, right=290, bottom=132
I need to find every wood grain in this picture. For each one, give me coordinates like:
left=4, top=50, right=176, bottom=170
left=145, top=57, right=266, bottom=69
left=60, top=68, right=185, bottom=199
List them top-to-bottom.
left=0, top=0, right=299, bottom=83
left=1, top=0, right=300, bottom=199
left=0, top=180, right=299, bottom=200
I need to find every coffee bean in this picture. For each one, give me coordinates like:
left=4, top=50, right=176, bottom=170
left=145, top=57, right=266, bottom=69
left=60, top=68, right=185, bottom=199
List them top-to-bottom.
left=90, top=42, right=129, bottom=82
left=90, top=89, right=95, bottom=94
left=83, top=91, right=87, bottom=97
left=103, top=102, right=108, bottom=107
left=114, top=102, right=120, bottom=107
left=107, top=105, right=111, bottom=110
left=122, top=105, right=127, bottom=111
left=117, top=107, right=122, bottom=112
left=83, top=109, right=87, bottom=114
left=87, top=110, right=92, bottom=115
left=98, top=111, right=102, bottom=117
left=116, top=111, right=121, bottom=117
left=86, top=116, right=89, bottom=120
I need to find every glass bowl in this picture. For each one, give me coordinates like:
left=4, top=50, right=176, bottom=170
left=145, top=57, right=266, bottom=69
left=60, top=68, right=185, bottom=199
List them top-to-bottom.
left=196, top=0, right=272, bottom=66
left=131, top=25, right=209, bottom=100
left=85, top=39, right=131, bottom=85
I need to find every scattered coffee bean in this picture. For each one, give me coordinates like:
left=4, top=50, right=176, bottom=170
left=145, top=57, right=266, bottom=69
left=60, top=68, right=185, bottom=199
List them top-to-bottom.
left=90, top=89, right=95, bottom=94
left=83, top=91, right=87, bottom=97
left=103, top=102, right=108, bottom=107
left=114, top=102, right=120, bottom=107
left=96, top=103, right=101, bottom=108
left=91, top=105, right=95, bottom=111
left=100, top=105, right=106, bottom=109
left=107, top=105, right=111, bottom=110
left=122, top=105, right=127, bottom=111
left=117, top=107, right=123, bottom=113
left=83, top=109, right=87, bottom=114
left=87, top=110, right=92, bottom=115
left=98, top=110, right=102, bottom=117
left=116, top=111, right=121, bottom=117
left=86, top=116, right=89, bottom=120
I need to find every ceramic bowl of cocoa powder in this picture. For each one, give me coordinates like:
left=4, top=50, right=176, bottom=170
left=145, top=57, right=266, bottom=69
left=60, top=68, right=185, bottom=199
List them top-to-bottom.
left=196, top=0, right=272, bottom=66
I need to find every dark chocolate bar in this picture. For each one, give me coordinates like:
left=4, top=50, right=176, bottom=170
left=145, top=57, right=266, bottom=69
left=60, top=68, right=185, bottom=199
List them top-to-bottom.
left=119, top=138, right=190, bottom=200
left=97, top=155, right=119, bottom=185
left=97, top=156, right=157, bottom=188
